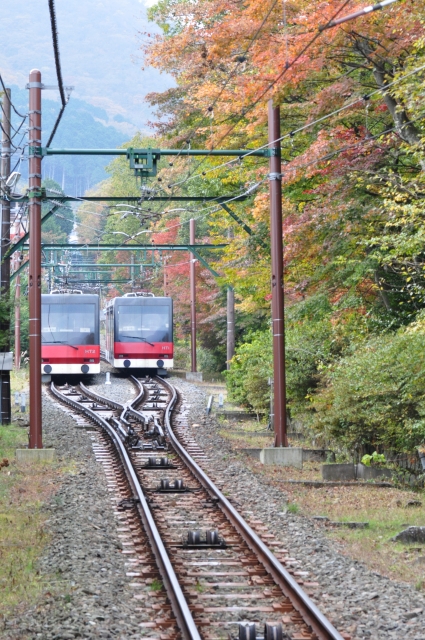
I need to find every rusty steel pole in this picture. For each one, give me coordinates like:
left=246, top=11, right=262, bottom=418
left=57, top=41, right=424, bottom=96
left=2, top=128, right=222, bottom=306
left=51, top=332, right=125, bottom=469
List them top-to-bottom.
left=28, top=70, right=43, bottom=448
left=0, top=87, right=12, bottom=423
left=268, top=100, right=288, bottom=448
left=189, top=218, right=197, bottom=372
left=226, top=228, right=235, bottom=370
left=14, top=254, right=21, bottom=370
left=226, top=286, right=235, bottom=370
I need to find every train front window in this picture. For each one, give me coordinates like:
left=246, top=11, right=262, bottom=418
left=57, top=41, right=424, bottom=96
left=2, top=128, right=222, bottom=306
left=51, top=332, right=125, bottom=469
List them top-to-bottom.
left=42, top=304, right=96, bottom=345
left=117, top=305, right=171, bottom=343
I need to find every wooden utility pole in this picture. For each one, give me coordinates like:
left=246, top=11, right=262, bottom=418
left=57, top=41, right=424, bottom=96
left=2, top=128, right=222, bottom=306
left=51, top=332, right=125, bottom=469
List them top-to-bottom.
left=28, top=70, right=43, bottom=448
left=0, top=87, right=12, bottom=423
left=268, top=100, right=288, bottom=447
left=189, top=219, right=197, bottom=372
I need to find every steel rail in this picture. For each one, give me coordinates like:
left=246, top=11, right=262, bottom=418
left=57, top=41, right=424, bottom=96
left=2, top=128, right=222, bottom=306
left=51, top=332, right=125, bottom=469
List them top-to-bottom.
left=159, top=376, right=345, bottom=640
left=79, top=380, right=146, bottom=424
left=50, top=381, right=201, bottom=640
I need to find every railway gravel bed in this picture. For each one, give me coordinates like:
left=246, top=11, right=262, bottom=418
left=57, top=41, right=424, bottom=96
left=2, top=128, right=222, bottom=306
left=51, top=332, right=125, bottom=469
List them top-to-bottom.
left=3, top=371, right=425, bottom=639
left=1, top=374, right=146, bottom=640
left=170, top=377, right=425, bottom=640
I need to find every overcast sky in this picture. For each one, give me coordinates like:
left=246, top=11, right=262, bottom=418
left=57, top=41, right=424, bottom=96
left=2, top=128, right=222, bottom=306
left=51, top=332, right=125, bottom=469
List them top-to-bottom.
left=0, top=0, right=170, bottom=129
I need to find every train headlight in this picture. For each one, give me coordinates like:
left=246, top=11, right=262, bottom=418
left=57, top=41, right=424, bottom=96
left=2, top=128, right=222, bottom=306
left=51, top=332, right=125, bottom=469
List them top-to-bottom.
left=123, top=359, right=131, bottom=368
left=156, top=359, right=164, bottom=368
left=81, top=364, right=90, bottom=374
left=43, top=365, right=52, bottom=374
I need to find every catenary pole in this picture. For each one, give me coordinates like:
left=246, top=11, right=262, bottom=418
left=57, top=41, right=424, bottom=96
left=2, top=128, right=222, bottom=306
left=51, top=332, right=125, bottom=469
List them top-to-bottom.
left=28, top=70, right=43, bottom=448
left=0, top=88, right=12, bottom=423
left=268, top=100, right=288, bottom=447
left=189, top=219, right=197, bottom=372
left=226, top=229, right=235, bottom=370
left=14, top=253, right=21, bottom=369
left=226, top=286, right=235, bottom=370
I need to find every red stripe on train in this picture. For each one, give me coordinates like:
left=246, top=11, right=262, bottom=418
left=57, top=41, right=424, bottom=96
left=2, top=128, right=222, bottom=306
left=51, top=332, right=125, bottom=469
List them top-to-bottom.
left=114, top=342, right=173, bottom=359
left=42, top=344, right=100, bottom=364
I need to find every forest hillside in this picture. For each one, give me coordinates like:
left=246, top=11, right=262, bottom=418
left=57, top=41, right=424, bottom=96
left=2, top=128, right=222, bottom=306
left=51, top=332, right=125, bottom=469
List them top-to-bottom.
left=75, top=0, right=425, bottom=457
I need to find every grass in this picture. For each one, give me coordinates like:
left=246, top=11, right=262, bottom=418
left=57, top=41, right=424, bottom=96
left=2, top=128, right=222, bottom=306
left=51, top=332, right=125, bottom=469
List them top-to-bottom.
left=212, top=380, right=425, bottom=584
left=0, top=422, right=60, bottom=615
left=270, top=467, right=425, bottom=584
left=287, top=502, right=299, bottom=514
left=149, top=578, right=163, bottom=592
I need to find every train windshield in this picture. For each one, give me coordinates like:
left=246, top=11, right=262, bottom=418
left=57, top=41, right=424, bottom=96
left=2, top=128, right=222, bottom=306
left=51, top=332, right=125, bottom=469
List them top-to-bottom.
left=42, top=304, right=97, bottom=346
left=117, top=305, right=171, bottom=343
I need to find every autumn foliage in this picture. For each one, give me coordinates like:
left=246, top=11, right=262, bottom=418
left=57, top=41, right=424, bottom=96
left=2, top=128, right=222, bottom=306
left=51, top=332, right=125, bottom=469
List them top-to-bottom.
left=81, top=0, right=425, bottom=453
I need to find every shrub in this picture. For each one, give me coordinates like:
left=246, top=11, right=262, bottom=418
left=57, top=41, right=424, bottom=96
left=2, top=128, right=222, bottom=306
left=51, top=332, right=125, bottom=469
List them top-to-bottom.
left=311, top=329, right=425, bottom=453
left=225, top=330, right=272, bottom=415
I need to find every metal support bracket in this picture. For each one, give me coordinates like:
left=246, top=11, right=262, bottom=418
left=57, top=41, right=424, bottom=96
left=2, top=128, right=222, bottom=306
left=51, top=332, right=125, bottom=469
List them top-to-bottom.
left=127, top=148, right=161, bottom=178
left=264, top=148, right=281, bottom=157
left=27, top=188, right=45, bottom=198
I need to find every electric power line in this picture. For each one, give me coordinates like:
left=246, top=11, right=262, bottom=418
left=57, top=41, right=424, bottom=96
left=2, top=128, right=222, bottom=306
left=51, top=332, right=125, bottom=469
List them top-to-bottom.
left=46, top=0, right=69, bottom=147
left=169, top=60, right=425, bottom=187
left=0, top=74, right=27, bottom=118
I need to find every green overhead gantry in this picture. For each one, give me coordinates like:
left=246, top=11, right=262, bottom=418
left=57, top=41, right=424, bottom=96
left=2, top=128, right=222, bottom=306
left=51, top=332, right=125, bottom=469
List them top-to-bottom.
left=30, top=146, right=270, bottom=180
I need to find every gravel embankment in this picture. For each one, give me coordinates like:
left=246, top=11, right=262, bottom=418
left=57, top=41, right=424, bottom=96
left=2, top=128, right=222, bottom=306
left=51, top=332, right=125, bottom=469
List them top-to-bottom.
left=4, top=371, right=425, bottom=639
left=1, top=373, right=145, bottom=640
left=171, top=377, right=425, bottom=640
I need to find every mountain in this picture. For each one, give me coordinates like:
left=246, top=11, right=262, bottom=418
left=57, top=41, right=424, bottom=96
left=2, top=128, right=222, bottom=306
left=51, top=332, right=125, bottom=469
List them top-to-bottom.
left=0, top=0, right=172, bottom=130
left=7, top=86, right=128, bottom=195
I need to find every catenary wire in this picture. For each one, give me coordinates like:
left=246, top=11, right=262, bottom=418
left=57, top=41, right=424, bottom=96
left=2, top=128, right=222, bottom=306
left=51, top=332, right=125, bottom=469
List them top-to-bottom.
left=46, top=0, right=69, bottom=147
left=166, top=0, right=354, bottom=189
left=169, top=61, right=425, bottom=187
left=0, top=73, right=28, bottom=119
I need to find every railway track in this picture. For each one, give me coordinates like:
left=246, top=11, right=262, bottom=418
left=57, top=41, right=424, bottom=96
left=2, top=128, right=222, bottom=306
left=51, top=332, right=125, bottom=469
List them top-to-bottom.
left=50, top=375, right=347, bottom=640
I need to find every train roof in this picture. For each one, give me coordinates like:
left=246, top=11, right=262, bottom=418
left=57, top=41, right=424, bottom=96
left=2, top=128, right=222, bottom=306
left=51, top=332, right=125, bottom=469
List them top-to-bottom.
left=42, top=293, right=100, bottom=303
left=106, top=294, right=172, bottom=308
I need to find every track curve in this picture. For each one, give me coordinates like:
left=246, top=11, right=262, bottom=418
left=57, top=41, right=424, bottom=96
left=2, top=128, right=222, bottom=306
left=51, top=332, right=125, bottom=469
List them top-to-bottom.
left=49, top=376, right=346, bottom=640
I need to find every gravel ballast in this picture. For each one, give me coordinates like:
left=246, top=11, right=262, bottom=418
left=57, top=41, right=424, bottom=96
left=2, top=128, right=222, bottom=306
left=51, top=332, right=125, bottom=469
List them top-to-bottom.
left=3, top=371, right=425, bottom=639
left=1, top=372, right=146, bottom=640
left=171, top=377, right=425, bottom=640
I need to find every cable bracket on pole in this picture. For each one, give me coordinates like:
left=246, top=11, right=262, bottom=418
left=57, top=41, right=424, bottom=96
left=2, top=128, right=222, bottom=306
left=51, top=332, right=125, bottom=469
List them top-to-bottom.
left=264, top=148, right=281, bottom=157
left=269, top=172, right=282, bottom=181
left=27, top=189, right=44, bottom=198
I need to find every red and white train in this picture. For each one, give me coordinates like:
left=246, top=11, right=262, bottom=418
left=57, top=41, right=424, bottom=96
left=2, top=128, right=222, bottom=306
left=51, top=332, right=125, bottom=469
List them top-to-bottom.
left=41, top=291, right=100, bottom=375
left=105, top=292, right=173, bottom=375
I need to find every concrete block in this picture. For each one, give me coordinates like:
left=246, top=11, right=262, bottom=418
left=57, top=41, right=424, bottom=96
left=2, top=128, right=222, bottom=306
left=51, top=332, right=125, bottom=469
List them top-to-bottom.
left=186, top=372, right=203, bottom=382
left=216, top=410, right=257, bottom=421
left=259, top=447, right=303, bottom=468
left=241, top=448, right=262, bottom=460
left=16, top=449, right=55, bottom=463
left=303, top=449, right=335, bottom=463
left=322, top=463, right=356, bottom=481
left=356, top=463, right=393, bottom=481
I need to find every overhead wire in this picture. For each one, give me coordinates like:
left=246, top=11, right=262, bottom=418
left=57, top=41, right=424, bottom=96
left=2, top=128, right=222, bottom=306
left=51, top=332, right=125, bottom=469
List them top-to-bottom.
left=46, top=0, right=69, bottom=147
left=145, top=0, right=284, bottom=203
left=165, top=0, right=354, bottom=190
left=168, top=60, right=425, bottom=188
left=0, top=73, right=28, bottom=118
left=140, top=111, right=425, bottom=245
